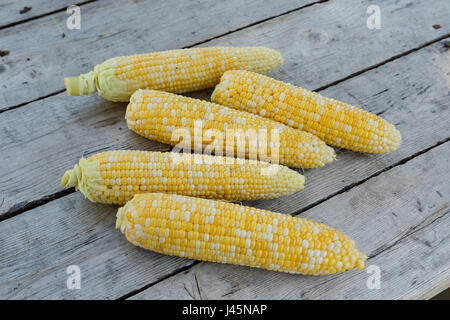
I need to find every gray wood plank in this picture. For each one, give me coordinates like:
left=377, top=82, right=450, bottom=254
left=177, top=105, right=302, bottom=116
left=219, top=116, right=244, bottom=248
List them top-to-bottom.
left=0, top=0, right=313, bottom=109
left=201, top=0, right=450, bottom=90
left=0, top=1, right=86, bottom=29
left=1, top=38, right=449, bottom=219
left=0, top=43, right=449, bottom=298
left=130, top=142, right=450, bottom=300
left=0, top=191, right=196, bottom=299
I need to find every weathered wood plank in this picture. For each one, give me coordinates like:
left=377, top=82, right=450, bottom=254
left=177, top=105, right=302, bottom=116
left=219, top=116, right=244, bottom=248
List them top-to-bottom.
left=0, top=0, right=313, bottom=109
left=201, top=0, right=450, bottom=90
left=0, top=1, right=86, bottom=29
left=1, top=38, right=449, bottom=219
left=1, top=140, right=447, bottom=300
left=129, top=142, right=450, bottom=300
left=0, top=192, right=196, bottom=299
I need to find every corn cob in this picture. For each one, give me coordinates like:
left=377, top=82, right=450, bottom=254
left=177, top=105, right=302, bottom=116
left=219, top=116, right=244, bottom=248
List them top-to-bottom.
left=64, top=47, right=283, bottom=102
left=212, top=70, right=402, bottom=153
left=126, top=90, right=335, bottom=168
left=60, top=150, right=305, bottom=204
left=117, top=193, right=366, bottom=275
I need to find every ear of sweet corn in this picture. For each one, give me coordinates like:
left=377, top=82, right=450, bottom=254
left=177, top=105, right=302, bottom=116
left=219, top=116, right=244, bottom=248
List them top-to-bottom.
left=64, top=47, right=283, bottom=102
left=211, top=70, right=401, bottom=153
left=126, top=89, right=335, bottom=168
left=60, top=150, right=305, bottom=204
left=117, top=193, right=366, bottom=275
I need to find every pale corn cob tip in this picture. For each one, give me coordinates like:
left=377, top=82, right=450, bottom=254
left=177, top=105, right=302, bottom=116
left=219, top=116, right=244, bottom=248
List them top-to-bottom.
left=64, top=47, right=283, bottom=101
left=212, top=70, right=402, bottom=153
left=126, top=89, right=335, bottom=168
left=60, top=150, right=305, bottom=205
left=60, top=157, right=100, bottom=202
left=116, top=193, right=366, bottom=275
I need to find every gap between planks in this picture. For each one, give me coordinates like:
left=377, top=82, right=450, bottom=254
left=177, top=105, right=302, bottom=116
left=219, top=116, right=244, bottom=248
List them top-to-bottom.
left=0, top=0, right=327, bottom=114
left=1, top=32, right=448, bottom=222
left=1, top=32, right=448, bottom=115
left=120, top=139, right=450, bottom=299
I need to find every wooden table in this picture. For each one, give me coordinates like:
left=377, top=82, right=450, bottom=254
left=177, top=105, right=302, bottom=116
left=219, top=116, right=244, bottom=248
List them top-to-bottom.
left=0, top=0, right=449, bottom=300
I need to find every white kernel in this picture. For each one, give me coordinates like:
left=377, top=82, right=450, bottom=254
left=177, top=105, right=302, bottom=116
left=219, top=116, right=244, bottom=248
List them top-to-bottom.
left=302, top=240, right=309, bottom=249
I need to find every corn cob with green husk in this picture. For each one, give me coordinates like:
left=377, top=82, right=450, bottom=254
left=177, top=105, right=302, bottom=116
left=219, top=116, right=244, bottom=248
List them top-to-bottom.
left=64, top=47, right=283, bottom=102
left=211, top=70, right=401, bottom=153
left=126, top=89, right=335, bottom=168
left=60, top=150, right=305, bottom=205
left=117, top=193, right=366, bottom=275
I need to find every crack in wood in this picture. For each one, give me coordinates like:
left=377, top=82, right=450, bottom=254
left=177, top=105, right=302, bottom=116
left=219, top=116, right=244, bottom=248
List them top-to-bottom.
left=0, top=0, right=327, bottom=114
left=314, top=34, right=450, bottom=92
left=289, top=138, right=450, bottom=217
left=368, top=206, right=449, bottom=260
left=116, top=261, right=199, bottom=300
left=194, top=268, right=206, bottom=300
left=183, top=282, right=196, bottom=300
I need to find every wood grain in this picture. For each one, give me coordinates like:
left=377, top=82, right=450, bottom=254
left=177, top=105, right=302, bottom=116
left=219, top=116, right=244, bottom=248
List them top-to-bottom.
left=0, top=0, right=314, bottom=109
left=1, top=0, right=449, bottom=300
left=201, top=0, right=450, bottom=90
left=0, top=1, right=88, bottom=29
left=1, top=39, right=449, bottom=219
left=0, top=42, right=449, bottom=298
left=130, top=142, right=450, bottom=300
left=0, top=192, right=196, bottom=299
